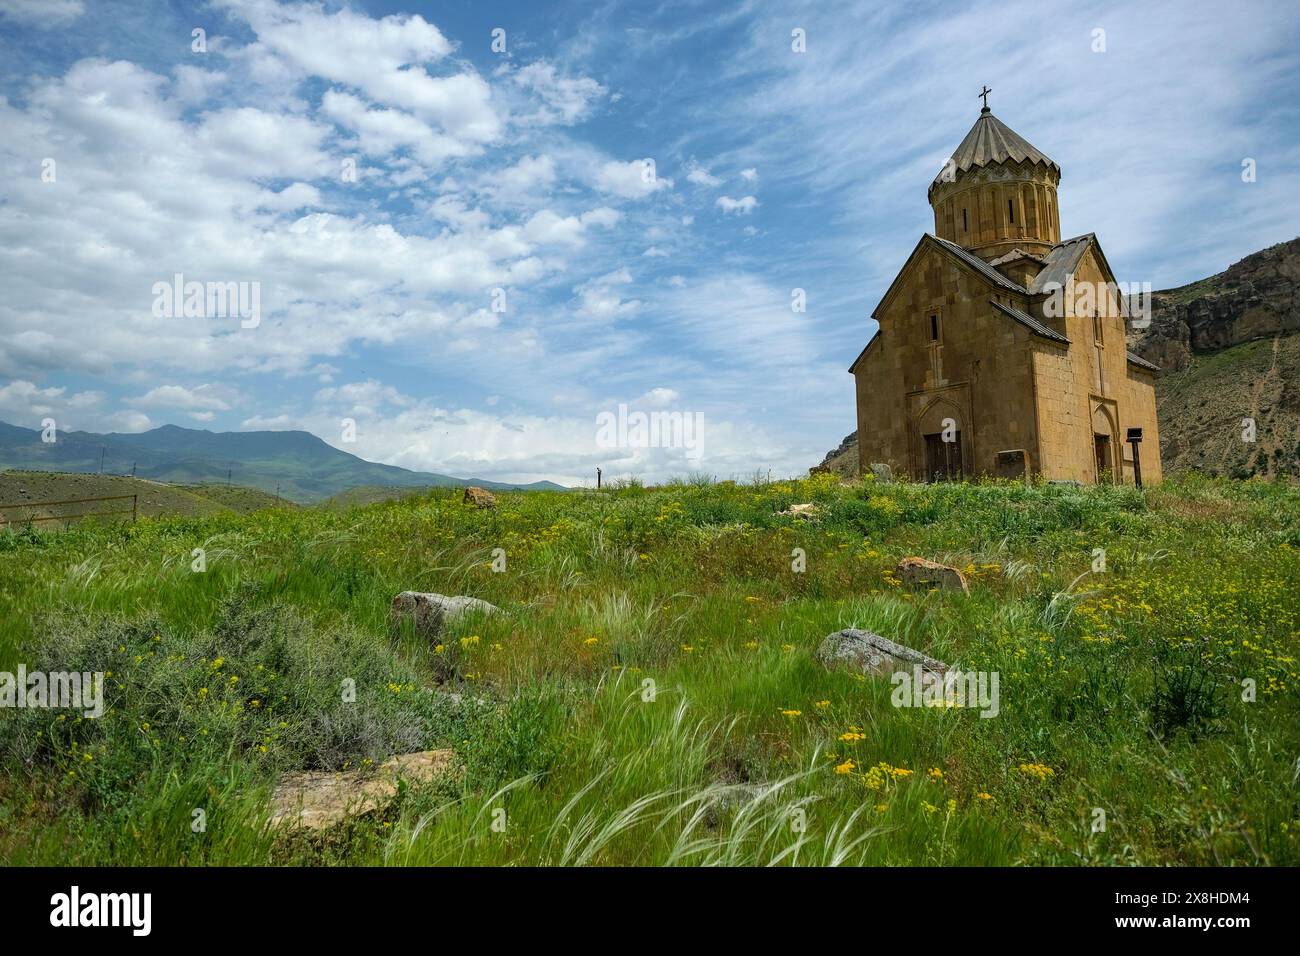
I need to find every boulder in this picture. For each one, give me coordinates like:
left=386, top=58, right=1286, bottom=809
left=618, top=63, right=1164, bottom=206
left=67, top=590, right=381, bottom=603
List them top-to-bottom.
left=870, top=463, right=893, bottom=482
left=463, top=486, right=496, bottom=508
left=780, top=502, right=819, bottom=518
left=896, top=557, right=969, bottom=594
left=391, top=591, right=499, bottom=638
left=816, top=628, right=948, bottom=678
left=270, top=749, right=457, bottom=830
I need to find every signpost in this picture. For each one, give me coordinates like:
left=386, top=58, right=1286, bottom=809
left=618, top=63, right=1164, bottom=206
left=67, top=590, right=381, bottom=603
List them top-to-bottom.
left=1126, top=427, right=1143, bottom=488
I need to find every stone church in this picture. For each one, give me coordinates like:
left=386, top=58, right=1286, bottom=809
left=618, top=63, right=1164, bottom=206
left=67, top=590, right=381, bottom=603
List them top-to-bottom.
left=851, top=100, right=1162, bottom=484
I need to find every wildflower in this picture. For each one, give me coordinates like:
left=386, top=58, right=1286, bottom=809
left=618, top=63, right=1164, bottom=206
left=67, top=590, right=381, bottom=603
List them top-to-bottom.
left=583, top=637, right=599, bottom=646
left=815, top=699, right=830, bottom=709
left=779, top=709, right=802, bottom=718
left=839, top=731, right=866, bottom=743
left=834, top=759, right=855, bottom=775
left=1017, top=762, right=1055, bottom=782
left=928, top=767, right=945, bottom=782
left=976, top=792, right=993, bottom=801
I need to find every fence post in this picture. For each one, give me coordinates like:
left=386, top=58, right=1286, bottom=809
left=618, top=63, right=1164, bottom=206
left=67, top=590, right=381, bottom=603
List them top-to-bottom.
left=132, top=494, right=138, bottom=523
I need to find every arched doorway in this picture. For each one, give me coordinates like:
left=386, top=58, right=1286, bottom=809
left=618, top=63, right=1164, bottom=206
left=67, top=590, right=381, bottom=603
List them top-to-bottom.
left=917, top=398, right=965, bottom=482
left=1092, top=404, right=1118, bottom=484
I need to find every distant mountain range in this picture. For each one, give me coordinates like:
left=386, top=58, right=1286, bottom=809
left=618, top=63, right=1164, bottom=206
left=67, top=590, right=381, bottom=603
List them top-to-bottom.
left=0, top=421, right=567, bottom=502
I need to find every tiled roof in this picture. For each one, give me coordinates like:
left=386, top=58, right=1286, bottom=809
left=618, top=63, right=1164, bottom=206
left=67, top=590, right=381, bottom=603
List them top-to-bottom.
left=932, top=110, right=1059, bottom=191
left=1029, top=234, right=1094, bottom=293
left=931, top=236, right=1027, bottom=293
left=990, top=300, right=1071, bottom=345
left=1126, top=351, right=1160, bottom=372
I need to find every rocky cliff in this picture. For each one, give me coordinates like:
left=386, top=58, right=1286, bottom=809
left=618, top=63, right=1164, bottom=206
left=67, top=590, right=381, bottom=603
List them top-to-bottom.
left=1131, top=236, right=1300, bottom=373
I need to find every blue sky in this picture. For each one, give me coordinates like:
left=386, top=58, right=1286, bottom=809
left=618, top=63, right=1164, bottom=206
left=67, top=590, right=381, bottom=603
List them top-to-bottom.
left=1, top=0, right=1297, bottom=485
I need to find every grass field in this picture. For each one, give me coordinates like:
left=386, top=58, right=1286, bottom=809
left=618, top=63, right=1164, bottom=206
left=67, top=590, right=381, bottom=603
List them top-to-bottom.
left=0, top=471, right=291, bottom=526
left=0, top=473, right=1296, bottom=866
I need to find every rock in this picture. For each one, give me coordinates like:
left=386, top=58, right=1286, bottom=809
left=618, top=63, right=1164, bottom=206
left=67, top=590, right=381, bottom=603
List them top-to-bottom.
left=1130, top=236, right=1300, bottom=375
left=812, top=432, right=860, bottom=478
left=870, top=462, right=893, bottom=482
left=463, top=486, right=496, bottom=508
left=780, top=502, right=819, bottom=518
left=896, top=557, right=970, bottom=594
left=391, top=591, right=499, bottom=638
left=816, top=628, right=948, bottom=678
left=270, top=749, right=457, bottom=830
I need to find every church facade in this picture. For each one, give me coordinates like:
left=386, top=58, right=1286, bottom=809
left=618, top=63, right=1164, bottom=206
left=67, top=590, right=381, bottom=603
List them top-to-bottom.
left=851, top=103, right=1162, bottom=485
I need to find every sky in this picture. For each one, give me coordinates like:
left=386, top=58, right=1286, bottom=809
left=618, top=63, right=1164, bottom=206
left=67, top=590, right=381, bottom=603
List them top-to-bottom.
left=1, top=0, right=1297, bottom=486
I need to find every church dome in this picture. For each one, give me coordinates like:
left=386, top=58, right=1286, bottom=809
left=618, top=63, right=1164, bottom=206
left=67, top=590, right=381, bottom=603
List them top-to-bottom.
left=929, top=105, right=1062, bottom=261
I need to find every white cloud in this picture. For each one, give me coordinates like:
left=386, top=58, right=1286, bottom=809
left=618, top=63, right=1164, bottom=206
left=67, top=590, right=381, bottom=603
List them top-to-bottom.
left=0, top=0, right=83, bottom=27
left=221, top=0, right=501, bottom=142
left=510, top=60, right=606, bottom=125
left=482, top=154, right=557, bottom=201
left=592, top=159, right=673, bottom=198
left=686, top=161, right=722, bottom=187
left=739, top=167, right=758, bottom=181
left=716, top=195, right=759, bottom=214
left=573, top=268, right=641, bottom=320
left=639, top=387, right=679, bottom=406
left=241, top=414, right=301, bottom=430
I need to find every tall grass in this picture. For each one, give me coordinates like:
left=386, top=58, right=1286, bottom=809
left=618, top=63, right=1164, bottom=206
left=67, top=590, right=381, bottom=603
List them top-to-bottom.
left=0, top=474, right=1296, bottom=865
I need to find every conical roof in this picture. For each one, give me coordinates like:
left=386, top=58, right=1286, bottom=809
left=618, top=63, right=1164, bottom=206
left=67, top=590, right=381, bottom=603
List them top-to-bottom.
left=931, top=109, right=1058, bottom=191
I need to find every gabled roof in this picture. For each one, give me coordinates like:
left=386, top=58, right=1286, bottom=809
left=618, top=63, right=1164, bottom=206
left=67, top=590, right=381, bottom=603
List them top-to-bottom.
left=931, top=110, right=1059, bottom=193
left=1029, top=233, right=1094, bottom=293
left=870, top=234, right=1026, bottom=321
left=931, top=237, right=1028, bottom=293
left=991, top=300, right=1070, bottom=345
left=848, top=328, right=880, bottom=372
left=1126, top=351, right=1160, bottom=372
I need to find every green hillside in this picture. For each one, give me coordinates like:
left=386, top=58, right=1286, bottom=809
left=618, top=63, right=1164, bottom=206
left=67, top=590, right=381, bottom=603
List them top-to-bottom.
left=1156, top=333, right=1300, bottom=478
left=0, top=421, right=567, bottom=503
left=0, top=471, right=290, bottom=526
left=0, top=473, right=1296, bottom=866
left=320, top=484, right=463, bottom=510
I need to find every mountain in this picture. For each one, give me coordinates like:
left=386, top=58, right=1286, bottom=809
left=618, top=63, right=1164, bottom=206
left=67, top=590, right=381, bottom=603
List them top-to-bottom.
left=816, top=237, right=1300, bottom=480
left=1130, top=237, right=1300, bottom=479
left=1130, top=237, right=1300, bottom=373
left=0, top=422, right=567, bottom=502
left=813, top=432, right=860, bottom=479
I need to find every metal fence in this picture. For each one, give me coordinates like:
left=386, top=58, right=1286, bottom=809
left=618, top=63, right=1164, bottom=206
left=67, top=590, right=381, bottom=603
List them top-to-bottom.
left=0, top=493, right=139, bottom=528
